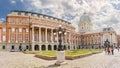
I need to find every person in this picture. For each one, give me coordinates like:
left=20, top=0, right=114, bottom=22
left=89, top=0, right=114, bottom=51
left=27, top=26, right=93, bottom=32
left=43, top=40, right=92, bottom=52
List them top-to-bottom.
left=111, top=46, right=114, bottom=55
left=117, top=47, right=119, bottom=52
left=107, top=48, right=110, bottom=55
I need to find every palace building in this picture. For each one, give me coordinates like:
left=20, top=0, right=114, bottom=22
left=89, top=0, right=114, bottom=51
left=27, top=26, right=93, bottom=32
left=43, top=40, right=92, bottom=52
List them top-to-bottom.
left=0, top=10, right=118, bottom=51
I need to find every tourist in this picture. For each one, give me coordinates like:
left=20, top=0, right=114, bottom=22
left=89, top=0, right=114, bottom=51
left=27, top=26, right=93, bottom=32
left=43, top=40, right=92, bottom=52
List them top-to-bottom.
left=111, top=46, right=114, bottom=55
left=117, top=47, right=119, bottom=52
left=107, top=48, right=110, bottom=55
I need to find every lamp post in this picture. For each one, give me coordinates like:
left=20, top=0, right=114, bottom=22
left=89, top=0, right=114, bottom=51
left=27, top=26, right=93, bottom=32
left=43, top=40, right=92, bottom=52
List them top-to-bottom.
left=54, top=25, right=67, bottom=66
left=104, top=39, right=110, bottom=51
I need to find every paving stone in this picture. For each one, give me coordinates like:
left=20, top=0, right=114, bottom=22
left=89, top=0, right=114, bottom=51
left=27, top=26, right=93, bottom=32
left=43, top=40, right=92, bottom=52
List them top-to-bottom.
left=0, top=50, right=120, bottom=68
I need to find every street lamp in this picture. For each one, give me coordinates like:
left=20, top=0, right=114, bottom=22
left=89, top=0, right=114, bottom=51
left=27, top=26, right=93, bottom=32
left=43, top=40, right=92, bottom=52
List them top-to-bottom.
left=54, top=25, right=67, bottom=66
left=104, top=39, right=110, bottom=50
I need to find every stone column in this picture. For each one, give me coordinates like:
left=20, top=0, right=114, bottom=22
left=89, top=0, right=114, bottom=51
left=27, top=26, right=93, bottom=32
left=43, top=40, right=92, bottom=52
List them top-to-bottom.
left=32, top=26, right=34, bottom=51
left=32, top=26, right=34, bottom=42
left=39, top=27, right=41, bottom=43
left=45, top=28, right=48, bottom=43
left=8, top=29, right=10, bottom=43
left=16, top=29, right=18, bottom=43
left=51, top=29, right=53, bottom=43
left=57, top=32, right=58, bottom=43
left=65, top=32, right=67, bottom=44
left=69, top=33, right=71, bottom=50
left=101, top=35, right=103, bottom=46
left=39, top=45, right=41, bottom=51
left=46, top=45, right=48, bottom=51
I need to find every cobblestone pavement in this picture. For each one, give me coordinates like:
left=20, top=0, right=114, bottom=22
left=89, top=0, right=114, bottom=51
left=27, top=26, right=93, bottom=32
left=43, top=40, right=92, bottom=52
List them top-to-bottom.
left=0, top=50, right=120, bottom=68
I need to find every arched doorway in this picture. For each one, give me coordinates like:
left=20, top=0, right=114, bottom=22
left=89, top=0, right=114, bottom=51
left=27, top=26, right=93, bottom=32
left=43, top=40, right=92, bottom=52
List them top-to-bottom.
left=11, top=45, right=14, bottom=50
left=26, top=45, right=29, bottom=50
left=34, top=45, right=39, bottom=50
left=41, top=45, right=46, bottom=50
left=48, top=45, right=52, bottom=50
left=54, top=45, right=57, bottom=50
left=64, top=45, right=66, bottom=50
left=79, top=45, right=80, bottom=49
left=19, top=46, right=22, bottom=51
left=68, top=46, right=70, bottom=50
left=74, top=46, right=75, bottom=49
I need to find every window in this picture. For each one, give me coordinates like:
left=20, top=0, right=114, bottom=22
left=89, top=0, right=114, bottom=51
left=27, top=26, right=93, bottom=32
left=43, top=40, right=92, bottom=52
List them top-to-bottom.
left=18, top=12, right=21, bottom=15
left=11, top=18, right=15, bottom=23
left=19, top=19, right=22, bottom=23
left=26, top=19, right=29, bottom=24
left=3, top=28, right=6, bottom=32
left=12, top=28, right=15, bottom=32
left=19, top=28, right=22, bottom=32
left=26, top=29, right=29, bottom=33
left=3, top=35, right=6, bottom=42
left=11, top=35, right=15, bottom=41
left=19, top=35, right=22, bottom=42
left=26, top=35, right=29, bottom=42
left=2, top=46, right=5, bottom=49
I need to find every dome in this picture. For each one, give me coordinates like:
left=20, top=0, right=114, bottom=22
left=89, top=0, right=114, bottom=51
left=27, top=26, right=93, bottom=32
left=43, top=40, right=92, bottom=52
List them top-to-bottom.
left=80, top=13, right=91, bottom=22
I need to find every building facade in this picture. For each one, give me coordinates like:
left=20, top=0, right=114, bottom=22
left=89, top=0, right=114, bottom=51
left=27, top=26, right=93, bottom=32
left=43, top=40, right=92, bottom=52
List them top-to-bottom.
left=0, top=10, right=118, bottom=51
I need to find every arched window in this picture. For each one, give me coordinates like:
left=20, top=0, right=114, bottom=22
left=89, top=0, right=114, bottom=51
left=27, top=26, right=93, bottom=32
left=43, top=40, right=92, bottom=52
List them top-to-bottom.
left=11, top=45, right=14, bottom=50
left=2, top=46, right=5, bottom=49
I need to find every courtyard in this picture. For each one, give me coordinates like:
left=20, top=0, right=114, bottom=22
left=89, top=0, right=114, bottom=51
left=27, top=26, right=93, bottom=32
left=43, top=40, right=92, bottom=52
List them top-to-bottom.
left=0, top=49, right=120, bottom=68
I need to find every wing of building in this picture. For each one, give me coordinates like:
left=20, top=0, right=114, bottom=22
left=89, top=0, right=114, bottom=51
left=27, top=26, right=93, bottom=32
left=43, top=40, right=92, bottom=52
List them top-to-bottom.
left=0, top=10, right=118, bottom=51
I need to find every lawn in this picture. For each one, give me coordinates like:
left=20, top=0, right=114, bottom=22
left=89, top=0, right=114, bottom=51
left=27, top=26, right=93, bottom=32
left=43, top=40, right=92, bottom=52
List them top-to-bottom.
left=24, top=49, right=103, bottom=57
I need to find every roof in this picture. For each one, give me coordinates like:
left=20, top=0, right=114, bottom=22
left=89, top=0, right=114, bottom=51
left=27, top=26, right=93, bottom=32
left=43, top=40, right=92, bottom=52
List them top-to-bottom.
left=11, top=10, right=71, bottom=24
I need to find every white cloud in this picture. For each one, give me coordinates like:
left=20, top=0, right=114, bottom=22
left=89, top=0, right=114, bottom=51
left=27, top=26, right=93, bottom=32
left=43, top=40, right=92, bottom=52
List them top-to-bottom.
left=10, top=0, right=16, bottom=4
left=20, top=0, right=24, bottom=2
left=22, top=0, right=120, bottom=34
left=0, top=18, right=5, bottom=23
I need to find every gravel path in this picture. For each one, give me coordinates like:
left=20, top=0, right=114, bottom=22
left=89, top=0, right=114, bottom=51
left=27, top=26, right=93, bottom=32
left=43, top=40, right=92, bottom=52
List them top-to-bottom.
left=0, top=49, right=120, bottom=68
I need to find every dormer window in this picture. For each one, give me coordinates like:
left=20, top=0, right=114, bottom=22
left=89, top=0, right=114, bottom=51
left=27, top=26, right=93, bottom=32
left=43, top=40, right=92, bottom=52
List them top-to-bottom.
left=18, top=12, right=21, bottom=15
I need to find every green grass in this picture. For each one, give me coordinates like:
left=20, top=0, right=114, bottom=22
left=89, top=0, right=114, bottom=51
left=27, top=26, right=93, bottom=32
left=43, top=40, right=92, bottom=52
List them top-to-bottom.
left=25, top=49, right=103, bottom=57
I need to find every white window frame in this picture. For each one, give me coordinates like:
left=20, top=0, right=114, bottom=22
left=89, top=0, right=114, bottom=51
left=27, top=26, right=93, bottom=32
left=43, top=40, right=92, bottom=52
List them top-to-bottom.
left=26, top=19, right=29, bottom=24
left=3, top=28, right=6, bottom=32
left=12, top=28, right=15, bottom=32
left=19, top=28, right=22, bottom=33
left=26, top=28, right=29, bottom=32
left=3, top=35, right=6, bottom=41
left=11, top=35, right=15, bottom=42
left=19, top=35, right=22, bottom=42
left=26, top=35, right=29, bottom=42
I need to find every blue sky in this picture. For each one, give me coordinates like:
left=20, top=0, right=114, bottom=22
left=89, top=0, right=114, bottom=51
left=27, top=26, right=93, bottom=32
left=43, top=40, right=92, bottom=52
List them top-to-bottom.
left=0, top=0, right=120, bottom=34
left=0, top=0, right=25, bottom=19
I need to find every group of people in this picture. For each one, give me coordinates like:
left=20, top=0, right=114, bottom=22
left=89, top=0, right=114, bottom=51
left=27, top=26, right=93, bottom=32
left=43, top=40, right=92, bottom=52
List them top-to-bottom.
left=105, top=47, right=119, bottom=55
left=105, top=47, right=114, bottom=55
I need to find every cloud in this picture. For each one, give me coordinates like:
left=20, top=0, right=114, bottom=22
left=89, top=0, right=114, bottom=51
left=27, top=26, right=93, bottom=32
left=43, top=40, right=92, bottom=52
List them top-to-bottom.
left=10, top=0, right=16, bottom=4
left=20, top=0, right=24, bottom=2
left=21, top=0, right=120, bottom=34
left=0, top=18, right=5, bottom=23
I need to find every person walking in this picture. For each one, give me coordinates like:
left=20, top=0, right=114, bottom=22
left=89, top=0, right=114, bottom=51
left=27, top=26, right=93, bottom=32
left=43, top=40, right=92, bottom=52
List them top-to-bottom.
left=111, top=45, right=114, bottom=55
left=117, top=47, right=119, bottom=52
left=107, top=48, right=110, bottom=55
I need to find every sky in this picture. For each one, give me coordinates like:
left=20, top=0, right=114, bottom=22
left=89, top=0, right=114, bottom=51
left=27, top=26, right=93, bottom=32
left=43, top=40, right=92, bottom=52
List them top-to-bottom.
left=0, top=0, right=120, bottom=34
